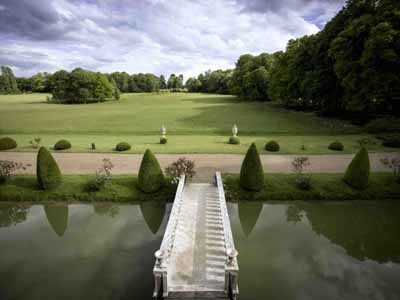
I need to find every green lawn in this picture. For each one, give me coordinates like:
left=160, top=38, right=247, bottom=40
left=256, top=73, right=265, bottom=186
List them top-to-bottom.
left=0, top=92, right=393, bottom=154
left=1, top=173, right=398, bottom=202
left=223, top=173, right=400, bottom=201
left=0, top=175, right=176, bottom=202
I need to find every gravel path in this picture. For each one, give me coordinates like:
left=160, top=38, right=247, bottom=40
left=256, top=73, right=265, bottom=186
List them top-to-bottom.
left=1, top=151, right=398, bottom=182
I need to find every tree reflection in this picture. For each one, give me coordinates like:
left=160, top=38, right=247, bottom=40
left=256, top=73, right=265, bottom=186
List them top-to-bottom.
left=139, top=201, right=166, bottom=235
left=238, top=202, right=263, bottom=237
left=300, top=202, right=400, bottom=263
left=93, top=203, right=120, bottom=218
left=0, top=204, right=30, bottom=228
left=44, top=204, right=69, bottom=237
left=285, top=205, right=304, bottom=225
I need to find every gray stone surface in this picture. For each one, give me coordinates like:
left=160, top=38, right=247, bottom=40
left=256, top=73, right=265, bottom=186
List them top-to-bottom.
left=168, top=183, right=226, bottom=294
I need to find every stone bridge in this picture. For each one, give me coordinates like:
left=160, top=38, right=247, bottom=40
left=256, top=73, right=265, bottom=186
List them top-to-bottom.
left=153, top=172, right=239, bottom=299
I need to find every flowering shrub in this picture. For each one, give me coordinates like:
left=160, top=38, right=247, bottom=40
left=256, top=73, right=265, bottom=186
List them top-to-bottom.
left=292, top=156, right=312, bottom=190
left=165, top=157, right=196, bottom=184
left=85, top=158, right=114, bottom=192
left=0, top=160, right=30, bottom=184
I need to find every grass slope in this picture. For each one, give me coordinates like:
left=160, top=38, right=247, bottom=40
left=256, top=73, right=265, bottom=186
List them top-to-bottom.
left=0, top=93, right=392, bottom=154
left=224, top=173, right=400, bottom=201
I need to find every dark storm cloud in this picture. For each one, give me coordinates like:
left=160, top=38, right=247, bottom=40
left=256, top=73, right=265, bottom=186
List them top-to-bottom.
left=0, top=0, right=70, bottom=40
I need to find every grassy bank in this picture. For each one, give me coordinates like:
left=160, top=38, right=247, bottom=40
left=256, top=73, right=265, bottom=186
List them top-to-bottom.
left=1, top=93, right=393, bottom=154
left=1, top=133, right=391, bottom=154
left=223, top=173, right=400, bottom=201
left=0, top=175, right=176, bottom=202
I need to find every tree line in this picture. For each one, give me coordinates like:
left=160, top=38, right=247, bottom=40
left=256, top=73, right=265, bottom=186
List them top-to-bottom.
left=186, top=0, right=400, bottom=120
left=0, top=66, right=184, bottom=95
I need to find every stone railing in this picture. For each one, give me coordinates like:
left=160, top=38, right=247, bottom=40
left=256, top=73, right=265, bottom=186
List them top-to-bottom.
left=215, top=172, right=239, bottom=299
left=153, top=175, right=186, bottom=299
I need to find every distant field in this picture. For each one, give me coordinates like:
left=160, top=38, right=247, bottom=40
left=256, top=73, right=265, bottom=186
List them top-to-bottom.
left=0, top=93, right=392, bottom=154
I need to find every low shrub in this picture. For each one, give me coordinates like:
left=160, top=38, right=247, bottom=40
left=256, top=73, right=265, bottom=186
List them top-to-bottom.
left=382, top=135, right=400, bottom=148
left=229, top=136, right=240, bottom=145
left=0, top=137, right=17, bottom=150
left=160, top=137, right=168, bottom=144
left=54, top=139, right=71, bottom=150
left=265, top=140, right=280, bottom=152
left=328, top=141, right=344, bottom=151
left=115, top=142, right=131, bottom=151
left=91, top=143, right=96, bottom=150
left=239, top=143, right=264, bottom=191
left=37, top=147, right=62, bottom=190
left=343, top=147, right=370, bottom=190
left=138, top=149, right=165, bottom=193
left=292, top=156, right=312, bottom=190
left=165, top=157, right=196, bottom=183
left=85, top=158, right=114, bottom=192
left=0, top=160, right=29, bottom=184
left=295, top=175, right=312, bottom=190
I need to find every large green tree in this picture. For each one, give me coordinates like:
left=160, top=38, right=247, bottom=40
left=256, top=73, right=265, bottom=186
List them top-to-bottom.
left=0, top=66, right=19, bottom=94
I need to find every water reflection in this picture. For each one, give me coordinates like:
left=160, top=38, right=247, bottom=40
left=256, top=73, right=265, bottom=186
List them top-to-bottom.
left=139, top=201, right=166, bottom=234
left=230, top=201, right=400, bottom=300
left=0, top=202, right=170, bottom=300
left=238, top=202, right=262, bottom=237
left=297, top=202, right=400, bottom=263
left=0, top=203, right=30, bottom=228
left=93, top=203, right=120, bottom=218
left=44, top=204, right=69, bottom=237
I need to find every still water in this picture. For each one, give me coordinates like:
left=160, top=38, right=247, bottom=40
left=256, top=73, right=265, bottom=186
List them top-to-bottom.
left=0, top=201, right=399, bottom=300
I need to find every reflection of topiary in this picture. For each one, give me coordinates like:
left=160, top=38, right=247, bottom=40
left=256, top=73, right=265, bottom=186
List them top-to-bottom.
left=229, top=136, right=240, bottom=145
left=0, top=137, right=17, bottom=150
left=54, top=139, right=71, bottom=150
left=265, top=140, right=280, bottom=152
left=328, top=141, right=344, bottom=151
left=115, top=142, right=131, bottom=151
left=239, top=143, right=264, bottom=191
left=37, top=147, right=62, bottom=190
left=343, top=147, right=370, bottom=190
left=138, top=149, right=165, bottom=193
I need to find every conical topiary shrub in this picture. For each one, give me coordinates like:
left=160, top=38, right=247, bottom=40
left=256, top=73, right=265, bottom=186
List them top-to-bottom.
left=239, top=143, right=264, bottom=191
left=37, top=147, right=62, bottom=190
left=343, top=147, right=370, bottom=190
left=138, top=149, right=165, bottom=193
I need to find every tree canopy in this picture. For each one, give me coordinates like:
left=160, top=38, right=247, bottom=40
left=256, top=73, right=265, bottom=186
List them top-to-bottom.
left=188, top=0, right=400, bottom=120
left=0, top=66, right=19, bottom=94
left=50, top=68, right=119, bottom=104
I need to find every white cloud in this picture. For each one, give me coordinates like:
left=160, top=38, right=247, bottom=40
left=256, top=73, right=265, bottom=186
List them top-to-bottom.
left=0, top=0, right=344, bottom=77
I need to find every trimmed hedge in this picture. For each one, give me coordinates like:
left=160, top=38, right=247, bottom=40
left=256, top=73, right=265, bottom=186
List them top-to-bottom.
left=229, top=136, right=240, bottom=145
left=0, top=137, right=17, bottom=150
left=160, top=137, right=168, bottom=144
left=54, top=139, right=71, bottom=150
left=265, top=140, right=280, bottom=152
left=328, top=141, right=344, bottom=151
left=115, top=142, right=131, bottom=151
left=239, top=143, right=264, bottom=191
left=37, top=147, right=62, bottom=190
left=343, top=147, right=370, bottom=190
left=138, top=149, right=165, bottom=193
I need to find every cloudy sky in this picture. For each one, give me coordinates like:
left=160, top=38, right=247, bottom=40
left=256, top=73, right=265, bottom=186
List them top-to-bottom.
left=0, top=0, right=345, bottom=78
